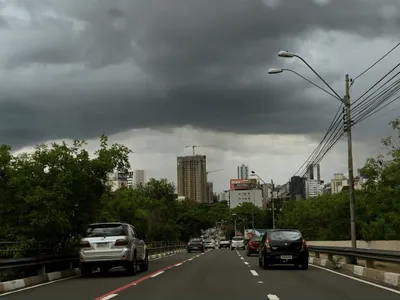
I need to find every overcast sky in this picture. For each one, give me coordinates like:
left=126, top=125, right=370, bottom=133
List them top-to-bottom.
left=2, top=0, right=400, bottom=193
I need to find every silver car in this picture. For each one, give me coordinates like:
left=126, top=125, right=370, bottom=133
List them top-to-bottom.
left=79, top=222, right=148, bottom=276
left=231, top=236, right=245, bottom=250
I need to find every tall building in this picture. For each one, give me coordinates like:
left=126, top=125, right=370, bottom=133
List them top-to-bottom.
left=177, top=155, right=207, bottom=203
left=307, top=163, right=314, bottom=180
left=237, top=164, right=249, bottom=179
left=316, top=164, right=321, bottom=183
left=134, top=169, right=145, bottom=186
left=289, top=176, right=306, bottom=200
left=305, top=178, right=323, bottom=198
left=207, top=182, right=214, bottom=203
left=228, top=189, right=263, bottom=209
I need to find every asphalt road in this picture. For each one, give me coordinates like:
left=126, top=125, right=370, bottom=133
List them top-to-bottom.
left=2, top=248, right=400, bottom=300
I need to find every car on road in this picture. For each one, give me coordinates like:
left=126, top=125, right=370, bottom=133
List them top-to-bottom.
left=79, top=222, right=148, bottom=277
left=258, top=229, right=309, bottom=270
left=246, top=235, right=262, bottom=256
left=230, top=236, right=245, bottom=250
left=187, top=238, right=205, bottom=252
left=204, top=239, right=215, bottom=249
left=219, top=239, right=230, bottom=249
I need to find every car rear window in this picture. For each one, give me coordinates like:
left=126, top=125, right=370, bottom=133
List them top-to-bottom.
left=86, top=224, right=126, bottom=237
left=269, top=230, right=301, bottom=241
left=251, top=236, right=262, bottom=242
left=232, top=237, right=244, bottom=241
left=190, top=238, right=201, bottom=242
left=204, top=239, right=212, bottom=242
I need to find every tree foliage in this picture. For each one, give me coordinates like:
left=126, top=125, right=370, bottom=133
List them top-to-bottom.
left=277, top=118, right=400, bottom=241
left=0, top=136, right=273, bottom=253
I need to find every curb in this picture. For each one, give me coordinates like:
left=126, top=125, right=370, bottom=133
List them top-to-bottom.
left=0, top=248, right=185, bottom=294
left=309, top=257, right=400, bottom=290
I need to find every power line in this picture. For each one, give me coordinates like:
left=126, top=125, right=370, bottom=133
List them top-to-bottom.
left=351, top=41, right=400, bottom=84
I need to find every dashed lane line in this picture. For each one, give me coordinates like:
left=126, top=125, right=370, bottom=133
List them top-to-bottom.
left=250, top=270, right=259, bottom=276
left=150, top=271, right=164, bottom=278
left=100, top=294, right=118, bottom=300
left=267, top=294, right=280, bottom=300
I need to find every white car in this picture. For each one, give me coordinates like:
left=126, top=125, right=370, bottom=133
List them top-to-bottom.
left=231, top=236, right=245, bottom=250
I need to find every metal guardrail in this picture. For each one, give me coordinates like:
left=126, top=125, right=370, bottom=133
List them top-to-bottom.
left=0, top=241, right=185, bottom=280
left=308, top=245, right=400, bottom=267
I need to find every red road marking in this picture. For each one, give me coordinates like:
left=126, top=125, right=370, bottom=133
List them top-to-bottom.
left=94, top=257, right=195, bottom=300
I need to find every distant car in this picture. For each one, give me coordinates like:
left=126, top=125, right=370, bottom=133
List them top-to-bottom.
left=79, top=222, right=148, bottom=277
left=258, top=229, right=309, bottom=270
left=230, top=236, right=245, bottom=250
left=246, top=236, right=262, bottom=256
left=187, top=238, right=205, bottom=253
left=204, top=239, right=215, bottom=249
left=219, top=239, right=230, bottom=249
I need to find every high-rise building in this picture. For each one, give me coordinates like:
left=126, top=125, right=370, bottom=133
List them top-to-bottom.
left=177, top=155, right=207, bottom=203
left=307, top=163, right=314, bottom=180
left=237, top=164, right=249, bottom=179
left=316, top=164, right=321, bottom=183
left=134, top=169, right=145, bottom=187
left=207, top=182, right=214, bottom=203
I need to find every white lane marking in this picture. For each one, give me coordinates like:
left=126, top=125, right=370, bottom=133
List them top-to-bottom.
left=0, top=253, right=183, bottom=297
left=240, top=257, right=244, bottom=260
left=188, top=258, right=194, bottom=261
left=244, top=262, right=249, bottom=265
left=175, top=263, right=183, bottom=266
left=310, top=264, right=400, bottom=295
left=250, top=270, right=259, bottom=276
left=150, top=271, right=164, bottom=277
left=0, top=275, right=81, bottom=297
left=258, top=281, right=263, bottom=284
left=100, top=294, right=118, bottom=300
left=267, top=294, right=280, bottom=300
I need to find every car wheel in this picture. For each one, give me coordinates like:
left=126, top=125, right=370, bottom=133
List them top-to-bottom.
left=201, top=248, right=205, bottom=252
left=187, top=249, right=191, bottom=253
left=246, top=249, right=251, bottom=257
left=140, top=251, right=149, bottom=272
left=126, top=253, right=137, bottom=275
left=262, top=255, right=269, bottom=270
left=258, top=256, right=262, bottom=267
left=301, top=260, right=309, bottom=270
left=80, top=264, right=93, bottom=277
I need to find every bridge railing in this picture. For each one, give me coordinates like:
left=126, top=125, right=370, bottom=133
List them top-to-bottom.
left=307, top=245, right=400, bottom=268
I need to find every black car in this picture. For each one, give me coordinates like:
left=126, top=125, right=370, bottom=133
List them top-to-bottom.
left=258, top=229, right=309, bottom=270
left=187, top=238, right=205, bottom=253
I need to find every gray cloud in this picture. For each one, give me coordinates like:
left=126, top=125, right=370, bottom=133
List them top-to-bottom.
left=0, top=0, right=399, bottom=149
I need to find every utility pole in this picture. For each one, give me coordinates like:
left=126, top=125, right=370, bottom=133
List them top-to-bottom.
left=345, top=74, right=357, bottom=250
left=271, top=179, right=276, bottom=229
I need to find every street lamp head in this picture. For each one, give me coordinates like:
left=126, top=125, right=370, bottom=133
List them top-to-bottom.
left=277, top=50, right=296, bottom=58
left=267, top=68, right=283, bottom=74
left=251, top=170, right=256, bottom=175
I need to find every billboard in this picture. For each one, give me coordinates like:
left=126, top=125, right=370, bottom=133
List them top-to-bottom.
left=230, top=178, right=258, bottom=190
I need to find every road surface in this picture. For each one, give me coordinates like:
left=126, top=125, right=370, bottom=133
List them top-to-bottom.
left=1, top=249, right=399, bottom=299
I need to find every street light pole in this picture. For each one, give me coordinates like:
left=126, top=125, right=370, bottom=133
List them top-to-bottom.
left=269, top=51, right=357, bottom=249
left=345, top=74, right=357, bottom=249
left=271, top=180, right=276, bottom=229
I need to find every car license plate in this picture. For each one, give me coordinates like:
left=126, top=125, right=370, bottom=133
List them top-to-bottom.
left=96, top=243, right=109, bottom=248
left=280, top=255, right=292, bottom=260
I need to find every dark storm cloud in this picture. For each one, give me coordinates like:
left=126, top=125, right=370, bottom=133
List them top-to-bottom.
left=0, top=0, right=399, bottom=149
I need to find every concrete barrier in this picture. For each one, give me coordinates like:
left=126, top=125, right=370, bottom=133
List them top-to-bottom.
left=308, top=240, right=400, bottom=251
left=0, top=249, right=186, bottom=294
left=309, top=256, right=400, bottom=290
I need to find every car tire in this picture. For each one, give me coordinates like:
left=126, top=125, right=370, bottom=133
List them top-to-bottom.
left=201, top=248, right=205, bottom=252
left=188, top=249, right=191, bottom=253
left=246, top=250, right=251, bottom=257
left=140, top=251, right=149, bottom=272
left=126, top=253, right=137, bottom=275
left=262, top=255, right=269, bottom=270
left=258, top=257, right=262, bottom=267
left=301, top=260, right=309, bottom=270
left=80, top=264, right=93, bottom=277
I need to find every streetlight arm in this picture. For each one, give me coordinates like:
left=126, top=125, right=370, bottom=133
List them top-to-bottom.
left=294, top=54, right=343, bottom=101
left=284, top=69, right=342, bottom=102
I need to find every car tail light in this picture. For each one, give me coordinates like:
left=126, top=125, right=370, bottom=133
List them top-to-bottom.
left=265, top=238, right=271, bottom=249
left=115, top=239, right=129, bottom=246
left=301, top=239, right=308, bottom=252
left=79, top=241, right=91, bottom=248
left=188, top=242, right=191, bottom=246
left=200, top=242, right=203, bottom=245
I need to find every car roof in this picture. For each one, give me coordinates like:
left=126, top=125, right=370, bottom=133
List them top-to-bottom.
left=89, top=222, right=127, bottom=226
